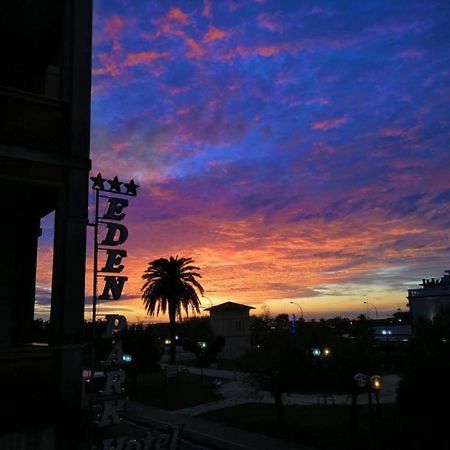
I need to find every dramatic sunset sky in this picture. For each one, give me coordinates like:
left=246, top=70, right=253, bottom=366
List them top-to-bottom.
left=37, top=0, right=450, bottom=322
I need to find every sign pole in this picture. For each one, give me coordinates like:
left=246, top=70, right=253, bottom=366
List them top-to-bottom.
left=88, top=186, right=100, bottom=446
left=92, top=186, right=99, bottom=332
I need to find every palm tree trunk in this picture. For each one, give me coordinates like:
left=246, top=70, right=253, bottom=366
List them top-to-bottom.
left=169, top=306, right=176, bottom=365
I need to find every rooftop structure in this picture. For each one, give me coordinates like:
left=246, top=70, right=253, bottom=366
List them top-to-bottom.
left=407, top=270, right=450, bottom=322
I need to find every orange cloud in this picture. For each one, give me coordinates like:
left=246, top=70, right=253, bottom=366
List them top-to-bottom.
left=167, top=7, right=189, bottom=24
left=204, top=25, right=227, bottom=43
left=186, top=38, right=205, bottom=58
left=222, top=45, right=281, bottom=61
left=256, top=46, right=278, bottom=57
left=124, top=51, right=169, bottom=67
left=93, top=52, right=122, bottom=77
left=312, top=117, right=349, bottom=130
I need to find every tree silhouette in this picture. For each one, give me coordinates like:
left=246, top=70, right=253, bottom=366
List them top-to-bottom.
left=141, top=256, right=204, bottom=364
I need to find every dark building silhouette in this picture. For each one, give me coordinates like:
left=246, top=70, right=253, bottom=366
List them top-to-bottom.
left=0, top=1, right=92, bottom=448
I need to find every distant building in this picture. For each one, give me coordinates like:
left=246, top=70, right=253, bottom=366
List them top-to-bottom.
left=0, top=1, right=92, bottom=448
left=407, top=270, right=450, bottom=321
left=205, top=301, right=255, bottom=359
left=370, top=325, right=412, bottom=342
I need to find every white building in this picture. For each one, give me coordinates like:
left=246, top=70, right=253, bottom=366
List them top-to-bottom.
left=408, top=270, right=450, bottom=321
left=205, top=301, right=255, bottom=360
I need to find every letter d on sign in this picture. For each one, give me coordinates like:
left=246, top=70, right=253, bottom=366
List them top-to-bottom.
left=101, top=223, right=129, bottom=246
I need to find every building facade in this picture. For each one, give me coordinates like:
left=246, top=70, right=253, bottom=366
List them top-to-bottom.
left=0, top=1, right=92, bottom=448
left=407, top=271, right=450, bottom=322
left=206, top=301, right=255, bottom=359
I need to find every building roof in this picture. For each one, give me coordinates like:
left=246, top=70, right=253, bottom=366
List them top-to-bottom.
left=204, top=301, right=255, bottom=312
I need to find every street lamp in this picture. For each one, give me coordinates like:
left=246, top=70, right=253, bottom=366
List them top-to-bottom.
left=290, top=301, right=304, bottom=320
left=363, top=301, right=379, bottom=320
left=197, top=341, right=208, bottom=386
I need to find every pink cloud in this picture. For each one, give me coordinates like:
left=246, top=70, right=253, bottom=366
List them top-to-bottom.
left=202, top=0, right=212, bottom=18
left=167, top=7, right=189, bottom=24
left=257, top=13, right=283, bottom=32
left=95, top=15, right=136, bottom=52
left=368, top=21, right=428, bottom=36
left=186, top=38, right=205, bottom=58
left=222, top=45, right=281, bottom=61
left=257, top=46, right=279, bottom=56
left=397, top=48, right=424, bottom=59
left=124, top=51, right=169, bottom=67
left=93, top=52, right=122, bottom=77
left=162, top=85, right=191, bottom=96
left=305, top=97, right=330, bottom=105
left=312, top=117, right=349, bottom=130
left=381, top=125, right=421, bottom=139
left=381, top=128, right=406, bottom=137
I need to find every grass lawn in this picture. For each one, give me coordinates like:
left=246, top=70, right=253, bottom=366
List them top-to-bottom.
left=130, top=370, right=224, bottom=410
left=199, top=403, right=448, bottom=450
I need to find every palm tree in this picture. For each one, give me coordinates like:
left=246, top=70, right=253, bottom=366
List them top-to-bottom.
left=141, top=256, right=204, bottom=364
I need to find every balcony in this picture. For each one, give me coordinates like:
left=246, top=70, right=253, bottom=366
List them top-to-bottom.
left=0, top=85, right=67, bottom=154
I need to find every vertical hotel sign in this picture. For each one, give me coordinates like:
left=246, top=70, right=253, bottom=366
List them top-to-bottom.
left=90, top=173, right=138, bottom=306
left=89, top=174, right=180, bottom=449
left=90, top=174, right=136, bottom=446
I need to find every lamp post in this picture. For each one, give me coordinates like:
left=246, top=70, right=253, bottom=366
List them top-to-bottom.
left=201, top=296, right=213, bottom=309
left=290, top=301, right=304, bottom=320
left=363, top=301, right=378, bottom=320
left=197, top=341, right=208, bottom=387
left=352, top=373, right=383, bottom=447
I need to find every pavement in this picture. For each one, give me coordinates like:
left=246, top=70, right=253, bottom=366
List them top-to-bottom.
left=140, top=364, right=400, bottom=448
left=162, top=364, right=400, bottom=416
left=125, top=401, right=313, bottom=450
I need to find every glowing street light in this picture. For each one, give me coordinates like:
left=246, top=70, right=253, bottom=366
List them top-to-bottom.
left=370, top=375, right=383, bottom=391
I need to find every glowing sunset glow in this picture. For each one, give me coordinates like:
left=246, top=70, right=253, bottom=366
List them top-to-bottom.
left=35, top=1, right=450, bottom=322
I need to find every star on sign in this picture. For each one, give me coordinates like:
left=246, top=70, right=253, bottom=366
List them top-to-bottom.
left=90, top=173, right=106, bottom=190
left=107, top=176, right=122, bottom=193
left=124, top=179, right=139, bottom=196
